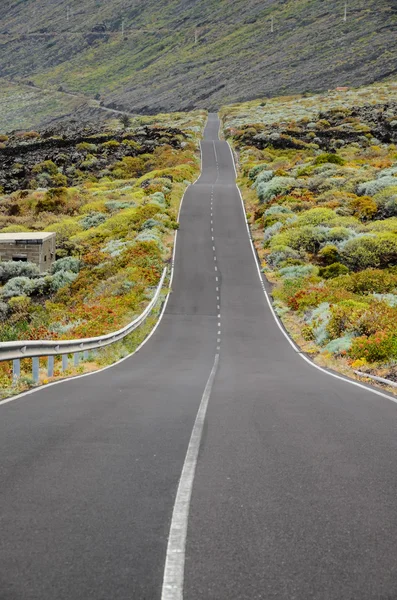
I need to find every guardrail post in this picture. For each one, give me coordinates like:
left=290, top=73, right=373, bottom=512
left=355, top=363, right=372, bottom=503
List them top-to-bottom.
left=83, top=350, right=89, bottom=360
left=74, top=352, right=80, bottom=367
left=62, top=354, right=68, bottom=372
left=47, top=355, right=54, bottom=378
left=32, top=357, right=39, bottom=383
left=13, top=359, right=20, bottom=382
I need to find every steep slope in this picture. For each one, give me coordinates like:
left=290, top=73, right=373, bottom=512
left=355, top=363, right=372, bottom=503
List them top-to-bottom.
left=0, top=0, right=396, bottom=122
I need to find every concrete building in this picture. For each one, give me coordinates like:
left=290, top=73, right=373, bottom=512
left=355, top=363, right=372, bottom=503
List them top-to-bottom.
left=0, top=232, right=56, bottom=273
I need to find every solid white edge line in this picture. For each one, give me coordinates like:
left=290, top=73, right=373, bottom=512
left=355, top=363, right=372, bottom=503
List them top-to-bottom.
left=0, top=132, right=206, bottom=408
left=226, top=140, right=397, bottom=405
left=161, top=353, right=220, bottom=600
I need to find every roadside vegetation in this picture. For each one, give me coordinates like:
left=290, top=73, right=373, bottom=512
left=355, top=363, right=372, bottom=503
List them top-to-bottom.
left=221, top=80, right=397, bottom=386
left=0, top=110, right=206, bottom=395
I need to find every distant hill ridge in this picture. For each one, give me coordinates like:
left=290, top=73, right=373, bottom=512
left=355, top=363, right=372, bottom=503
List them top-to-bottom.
left=0, top=0, right=397, bottom=115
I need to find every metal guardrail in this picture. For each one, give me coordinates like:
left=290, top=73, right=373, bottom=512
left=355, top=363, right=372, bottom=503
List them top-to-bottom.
left=0, top=268, right=167, bottom=382
left=354, top=370, right=397, bottom=389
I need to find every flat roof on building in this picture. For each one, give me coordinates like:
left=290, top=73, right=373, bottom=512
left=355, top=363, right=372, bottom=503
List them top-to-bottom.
left=0, top=232, right=55, bottom=242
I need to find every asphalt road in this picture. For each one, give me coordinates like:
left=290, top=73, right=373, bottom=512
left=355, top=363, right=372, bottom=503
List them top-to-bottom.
left=2, top=114, right=397, bottom=600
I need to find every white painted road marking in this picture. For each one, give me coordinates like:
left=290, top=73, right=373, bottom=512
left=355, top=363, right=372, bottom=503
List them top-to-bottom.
left=161, top=354, right=220, bottom=600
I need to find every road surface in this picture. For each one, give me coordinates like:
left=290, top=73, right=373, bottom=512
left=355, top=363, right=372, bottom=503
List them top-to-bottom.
left=2, top=115, right=397, bottom=600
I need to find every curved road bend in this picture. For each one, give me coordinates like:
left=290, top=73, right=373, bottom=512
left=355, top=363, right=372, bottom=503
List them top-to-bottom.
left=1, top=114, right=397, bottom=600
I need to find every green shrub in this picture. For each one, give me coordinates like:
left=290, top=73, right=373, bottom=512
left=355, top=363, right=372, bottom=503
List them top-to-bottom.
left=122, top=139, right=141, bottom=151
left=101, top=140, right=120, bottom=151
left=76, top=142, right=98, bottom=153
left=314, top=153, right=345, bottom=166
left=81, top=156, right=99, bottom=170
left=113, top=156, right=146, bottom=178
left=32, top=160, right=58, bottom=175
left=248, top=164, right=268, bottom=180
left=252, top=170, right=274, bottom=188
left=51, top=173, right=68, bottom=187
left=357, top=176, right=397, bottom=197
left=257, top=177, right=295, bottom=204
left=373, top=186, right=397, bottom=218
left=35, top=188, right=67, bottom=213
left=150, top=192, right=166, bottom=206
left=348, top=195, right=378, bottom=220
left=105, top=201, right=133, bottom=212
left=264, top=205, right=293, bottom=216
left=295, top=208, right=336, bottom=226
left=80, top=212, right=107, bottom=230
left=366, top=217, right=397, bottom=233
left=142, top=218, right=163, bottom=230
left=45, top=219, right=82, bottom=244
left=264, top=222, right=283, bottom=243
left=0, top=225, right=31, bottom=233
left=271, top=226, right=327, bottom=253
left=323, top=227, right=353, bottom=243
left=341, top=234, right=397, bottom=270
left=318, top=244, right=340, bottom=265
left=267, top=246, right=301, bottom=267
left=52, top=257, right=80, bottom=274
left=0, top=261, right=40, bottom=284
left=319, top=262, right=349, bottom=279
left=278, top=265, right=315, bottom=279
left=331, top=269, right=397, bottom=294
left=51, top=270, right=78, bottom=291
left=2, top=276, right=35, bottom=298
left=30, top=276, right=54, bottom=296
left=372, top=293, right=397, bottom=307
left=327, top=300, right=369, bottom=338
left=0, top=301, right=8, bottom=321
left=307, top=302, right=331, bottom=345
left=349, top=332, right=397, bottom=363
left=324, top=335, right=354, bottom=355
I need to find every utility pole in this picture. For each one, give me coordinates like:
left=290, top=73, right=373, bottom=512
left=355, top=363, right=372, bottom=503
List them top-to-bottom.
left=343, top=2, right=347, bottom=22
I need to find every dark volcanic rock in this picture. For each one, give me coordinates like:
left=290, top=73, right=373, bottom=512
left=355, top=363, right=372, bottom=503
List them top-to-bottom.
left=233, top=101, right=397, bottom=152
left=0, top=123, right=187, bottom=193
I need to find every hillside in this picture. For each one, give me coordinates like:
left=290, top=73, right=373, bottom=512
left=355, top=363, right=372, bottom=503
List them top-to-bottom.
left=1, top=0, right=397, bottom=130
left=221, top=79, right=397, bottom=384
left=0, top=110, right=205, bottom=393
